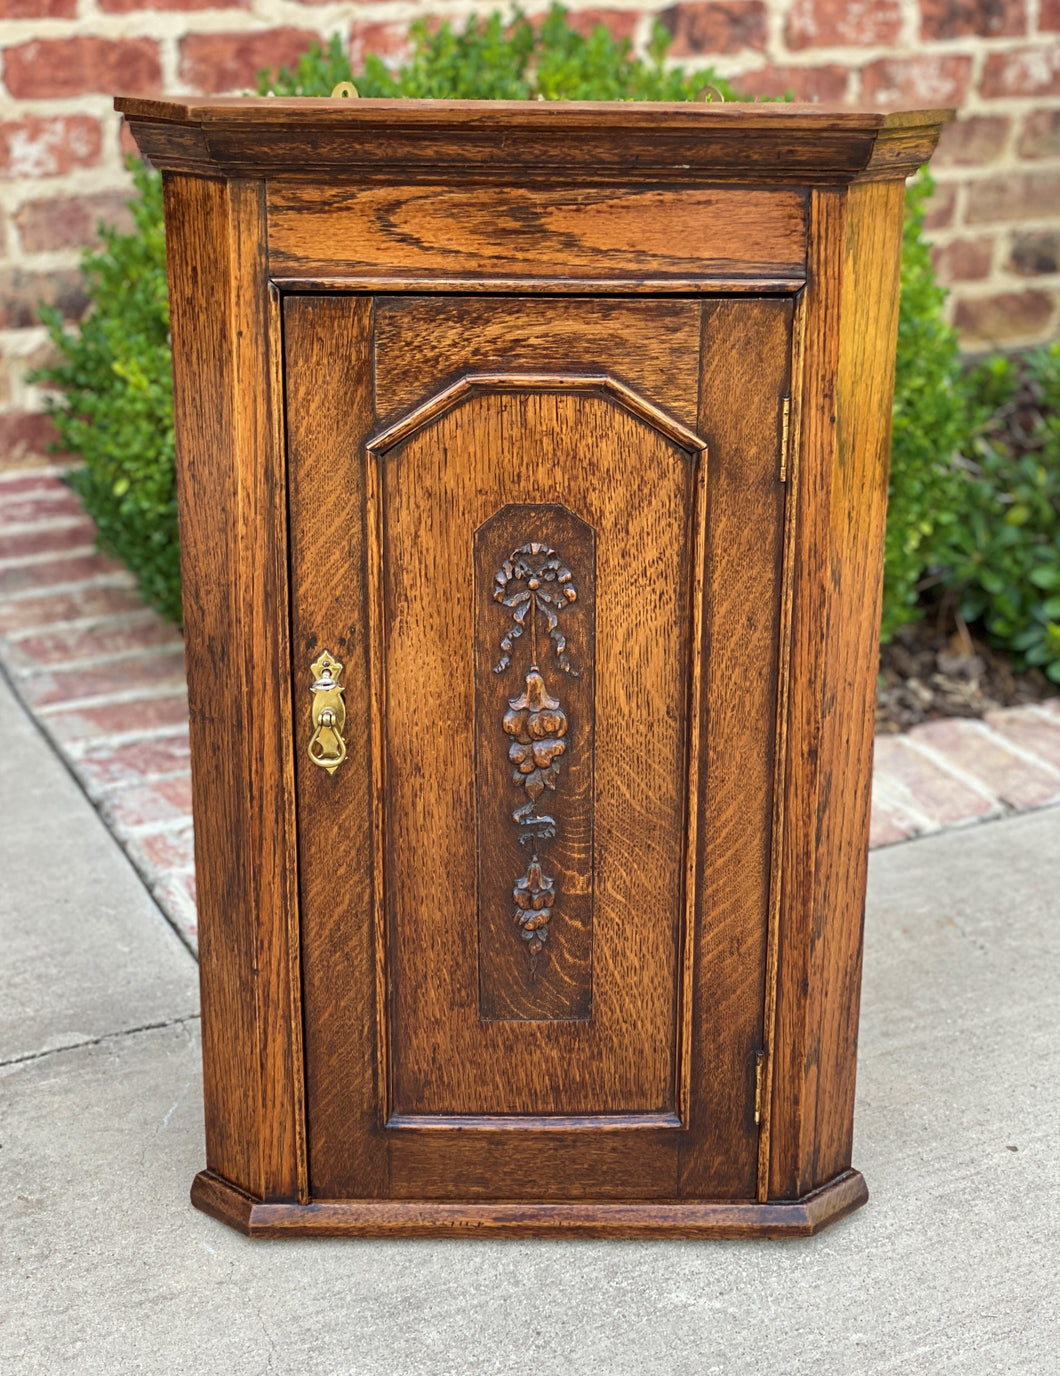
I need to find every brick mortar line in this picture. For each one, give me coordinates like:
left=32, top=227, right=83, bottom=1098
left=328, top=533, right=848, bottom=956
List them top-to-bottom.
left=0, top=15, right=1052, bottom=54
left=0, top=18, right=335, bottom=52
left=937, top=97, right=1060, bottom=113
left=934, top=158, right=1060, bottom=183
left=0, top=171, right=135, bottom=222
left=933, top=175, right=1060, bottom=195
left=930, top=221, right=1060, bottom=242
left=1, top=243, right=119, bottom=273
left=942, top=275, right=1060, bottom=297
left=0, top=323, right=63, bottom=350
left=0, top=465, right=71, bottom=483
left=0, top=506, right=83, bottom=523
left=0, top=517, right=97, bottom=538
left=0, top=544, right=101, bottom=571
left=0, top=574, right=137, bottom=602
left=2, top=609, right=164, bottom=639
left=4, top=641, right=184, bottom=675
left=36, top=681, right=188, bottom=714
left=971, top=716, right=1060, bottom=777
left=48, top=720, right=190, bottom=753
left=57, top=721, right=189, bottom=758
left=899, top=732, right=1008, bottom=805
left=867, top=768, right=950, bottom=836
left=85, top=772, right=191, bottom=801
left=94, top=784, right=193, bottom=808
left=107, top=814, right=194, bottom=839
left=126, top=863, right=199, bottom=953
left=145, top=875, right=198, bottom=908
left=0, top=1013, right=201, bottom=1070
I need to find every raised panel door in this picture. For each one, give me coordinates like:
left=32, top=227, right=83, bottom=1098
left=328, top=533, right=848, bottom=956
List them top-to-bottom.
left=285, top=294, right=792, bottom=1202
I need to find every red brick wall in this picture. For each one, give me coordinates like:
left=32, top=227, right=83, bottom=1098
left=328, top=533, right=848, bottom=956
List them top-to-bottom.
left=2, top=0, right=1058, bottom=466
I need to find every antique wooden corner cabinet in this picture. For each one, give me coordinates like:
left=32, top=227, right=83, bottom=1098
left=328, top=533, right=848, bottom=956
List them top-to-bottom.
left=117, top=95, right=950, bottom=1238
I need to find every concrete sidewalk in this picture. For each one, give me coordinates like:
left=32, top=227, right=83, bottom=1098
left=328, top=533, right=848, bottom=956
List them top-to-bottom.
left=2, top=668, right=1058, bottom=1376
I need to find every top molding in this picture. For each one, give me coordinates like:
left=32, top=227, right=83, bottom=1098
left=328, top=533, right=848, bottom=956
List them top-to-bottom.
left=115, top=97, right=953, bottom=187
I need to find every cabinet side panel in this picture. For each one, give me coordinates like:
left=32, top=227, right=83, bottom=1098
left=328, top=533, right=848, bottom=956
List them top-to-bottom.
left=164, top=175, right=300, bottom=1200
left=811, top=178, right=905, bottom=1185
left=771, top=182, right=904, bottom=1197
left=771, top=189, right=844, bottom=1200
left=285, top=295, right=389, bottom=1200
left=679, top=297, right=791, bottom=1199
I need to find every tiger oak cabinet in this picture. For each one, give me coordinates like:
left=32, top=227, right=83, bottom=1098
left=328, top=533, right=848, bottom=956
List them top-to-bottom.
left=116, top=95, right=951, bottom=1238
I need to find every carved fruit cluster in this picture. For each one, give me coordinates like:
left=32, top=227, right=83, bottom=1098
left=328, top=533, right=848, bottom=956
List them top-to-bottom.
left=503, top=669, right=568, bottom=803
left=512, top=857, right=555, bottom=957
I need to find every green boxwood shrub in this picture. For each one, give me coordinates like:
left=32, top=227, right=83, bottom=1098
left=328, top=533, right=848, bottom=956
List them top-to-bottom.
left=34, top=3, right=999, bottom=665
left=261, top=7, right=742, bottom=102
left=34, top=161, right=179, bottom=623
left=882, top=171, right=969, bottom=643
left=941, top=346, right=1060, bottom=681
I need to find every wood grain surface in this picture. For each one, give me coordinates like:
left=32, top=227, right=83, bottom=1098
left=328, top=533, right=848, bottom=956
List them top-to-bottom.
left=117, top=96, right=951, bottom=186
left=138, top=99, right=950, bottom=1234
left=164, top=175, right=302, bottom=1202
left=811, top=178, right=906, bottom=1187
left=770, top=180, right=906, bottom=1199
left=267, top=184, right=806, bottom=286
left=284, top=295, right=389, bottom=1200
left=373, top=296, right=704, bottom=430
left=678, top=296, right=793, bottom=1200
left=290, top=297, right=792, bottom=1204
left=374, top=384, right=697, bottom=1117
left=474, top=502, right=596, bottom=1022
left=192, top=1166, right=869, bottom=1237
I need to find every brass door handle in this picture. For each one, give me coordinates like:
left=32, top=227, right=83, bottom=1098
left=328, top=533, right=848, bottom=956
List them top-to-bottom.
left=308, top=651, right=347, bottom=774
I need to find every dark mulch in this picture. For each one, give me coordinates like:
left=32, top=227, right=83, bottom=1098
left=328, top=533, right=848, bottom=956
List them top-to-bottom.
left=876, top=616, right=1058, bottom=734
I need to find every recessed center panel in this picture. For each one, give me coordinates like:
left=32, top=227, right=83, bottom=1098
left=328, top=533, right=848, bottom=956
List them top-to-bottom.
left=374, top=382, right=699, bottom=1118
left=474, top=502, right=596, bottom=1021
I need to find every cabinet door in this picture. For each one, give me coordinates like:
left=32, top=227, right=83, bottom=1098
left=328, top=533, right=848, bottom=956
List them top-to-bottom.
left=286, top=294, right=792, bottom=1202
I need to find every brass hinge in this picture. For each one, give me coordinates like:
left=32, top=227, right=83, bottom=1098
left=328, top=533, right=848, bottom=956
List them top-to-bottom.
left=779, top=396, right=791, bottom=483
left=754, top=1049, right=766, bottom=1125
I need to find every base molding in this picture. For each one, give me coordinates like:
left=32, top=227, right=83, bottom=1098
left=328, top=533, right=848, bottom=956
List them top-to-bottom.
left=190, top=1167, right=868, bottom=1239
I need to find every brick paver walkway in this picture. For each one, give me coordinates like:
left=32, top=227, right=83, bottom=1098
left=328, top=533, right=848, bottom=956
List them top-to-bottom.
left=3, top=466, right=1059, bottom=952
left=0, top=469, right=196, bottom=946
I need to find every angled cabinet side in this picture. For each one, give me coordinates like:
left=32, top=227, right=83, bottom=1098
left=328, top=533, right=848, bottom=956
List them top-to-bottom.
left=162, top=174, right=303, bottom=1203
left=769, top=178, right=911, bottom=1199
